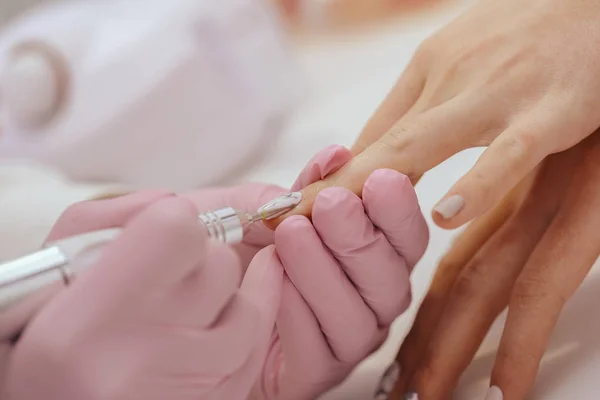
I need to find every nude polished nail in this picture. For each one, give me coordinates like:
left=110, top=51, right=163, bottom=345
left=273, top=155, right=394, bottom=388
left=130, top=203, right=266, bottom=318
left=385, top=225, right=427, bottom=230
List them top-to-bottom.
left=434, top=195, right=465, bottom=219
left=373, top=361, right=401, bottom=399
left=484, top=386, right=503, bottom=400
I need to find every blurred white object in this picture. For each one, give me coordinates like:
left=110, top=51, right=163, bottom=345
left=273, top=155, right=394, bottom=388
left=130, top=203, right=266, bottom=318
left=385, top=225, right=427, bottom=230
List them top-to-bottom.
left=0, top=0, right=300, bottom=190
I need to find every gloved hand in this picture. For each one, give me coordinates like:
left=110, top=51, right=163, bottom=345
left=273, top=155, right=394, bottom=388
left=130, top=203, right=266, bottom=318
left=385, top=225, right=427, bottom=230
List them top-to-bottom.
left=251, top=145, right=429, bottom=400
left=2, top=189, right=284, bottom=400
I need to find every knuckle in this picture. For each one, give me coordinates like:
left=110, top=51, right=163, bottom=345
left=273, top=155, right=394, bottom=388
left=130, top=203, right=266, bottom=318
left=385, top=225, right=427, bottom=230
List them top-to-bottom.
left=413, top=36, right=437, bottom=65
left=387, top=120, right=418, bottom=144
left=504, top=130, right=539, bottom=158
left=468, top=167, right=495, bottom=194
left=451, top=260, right=489, bottom=299
left=511, top=271, right=567, bottom=310
left=495, top=347, right=539, bottom=381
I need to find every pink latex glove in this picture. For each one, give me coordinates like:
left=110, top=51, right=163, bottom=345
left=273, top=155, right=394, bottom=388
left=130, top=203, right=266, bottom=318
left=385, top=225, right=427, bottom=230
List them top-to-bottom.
left=252, top=145, right=430, bottom=400
left=2, top=188, right=285, bottom=400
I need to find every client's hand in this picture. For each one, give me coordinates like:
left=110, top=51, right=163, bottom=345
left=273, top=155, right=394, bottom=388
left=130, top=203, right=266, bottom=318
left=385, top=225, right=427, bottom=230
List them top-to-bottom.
left=267, top=0, right=600, bottom=231
left=388, top=132, right=600, bottom=400
left=251, top=146, right=429, bottom=400
left=3, top=191, right=283, bottom=400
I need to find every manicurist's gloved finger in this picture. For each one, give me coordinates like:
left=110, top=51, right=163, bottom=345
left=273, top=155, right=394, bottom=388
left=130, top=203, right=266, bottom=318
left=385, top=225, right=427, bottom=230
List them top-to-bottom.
left=290, top=144, right=353, bottom=191
left=310, top=170, right=427, bottom=326
left=46, top=190, right=173, bottom=241
left=275, top=216, right=379, bottom=363
left=211, top=246, right=283, bottom=399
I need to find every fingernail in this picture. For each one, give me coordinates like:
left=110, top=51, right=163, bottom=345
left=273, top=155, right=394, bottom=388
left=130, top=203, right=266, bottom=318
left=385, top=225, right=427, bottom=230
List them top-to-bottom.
left=256, top=192, right=303, bottom=220
left=434, top=195, right=465, bottom=219
left=373, top=361, right=401, bottom=399
left=484, top=386, right=503, bottom=400
left=403, top=392, right=419, bottom=400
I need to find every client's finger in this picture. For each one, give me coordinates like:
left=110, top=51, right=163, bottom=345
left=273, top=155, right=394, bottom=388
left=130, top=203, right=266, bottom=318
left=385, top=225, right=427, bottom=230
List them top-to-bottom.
left=351, top=56, right=427, bottom=155
left=268, top=95, right=491, bottom=229
left=432, top=112, right=566, bottom=229
left=491, top=141, right=600, bottom=400
left=408, top=155, right=568, bottom=399
left=390, top=179, right=531, bottom=397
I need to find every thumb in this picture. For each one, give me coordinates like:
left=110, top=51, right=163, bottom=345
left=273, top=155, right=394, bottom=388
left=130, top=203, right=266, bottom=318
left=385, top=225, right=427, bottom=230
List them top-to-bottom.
left=239, top=246, right=283, bottom=341
left=233, top=247, right=283, bottom=391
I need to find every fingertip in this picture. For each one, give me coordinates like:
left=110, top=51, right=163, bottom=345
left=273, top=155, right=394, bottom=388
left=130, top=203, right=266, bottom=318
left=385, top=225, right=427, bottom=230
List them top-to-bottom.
left=291, top=144, right=352, bottom=191
left=364, top=168, right=412, bottom=197
left=362, top=169, right=428, bottom=269
left=363, top=169, right=419, bottom=222
left=313, top=186, right=360, bottom=213
left=311, top=187, right=365, bottom=237
left=49, top=190, right=174, bottom=241
left=433, top=194, right=465, bottom=219
left=132, top=196, right=206, bottom=248
left=138, top=196, right=199, bottom=226
left=274, top=215, right=320, bottom=264
left=275, top=215, right=313, bottom=241
left=242, top=246, right=283, bottom=316
left=245, top=246, right=283, bottom=290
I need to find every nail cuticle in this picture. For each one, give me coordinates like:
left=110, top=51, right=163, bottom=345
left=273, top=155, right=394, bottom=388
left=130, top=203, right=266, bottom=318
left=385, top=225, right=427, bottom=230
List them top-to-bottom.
left=256, top=192, right=303, bottom=220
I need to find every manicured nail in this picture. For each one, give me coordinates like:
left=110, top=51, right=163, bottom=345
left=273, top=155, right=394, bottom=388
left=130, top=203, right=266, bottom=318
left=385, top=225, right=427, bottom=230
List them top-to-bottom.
left=256, top=192, right=303, bottom=220
left=434, top=195, right=465, bottom=219
left=374, top=361, right=401, bottom=399
left=484, top=386, right=503, bottom=400
left=403, top=392, right=419, bottom=400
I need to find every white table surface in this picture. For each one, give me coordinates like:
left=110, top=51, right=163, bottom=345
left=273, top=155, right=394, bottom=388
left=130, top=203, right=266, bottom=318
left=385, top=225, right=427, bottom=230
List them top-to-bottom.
left=236, top=1, right=600, bottom=398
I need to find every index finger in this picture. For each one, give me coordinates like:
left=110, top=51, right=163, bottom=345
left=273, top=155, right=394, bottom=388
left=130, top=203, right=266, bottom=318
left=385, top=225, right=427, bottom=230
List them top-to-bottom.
left=351, top=55, right=427, bottom=155
left=266, top=94, right=483, bottom=229
left=46, top=190, right=172, bottom=242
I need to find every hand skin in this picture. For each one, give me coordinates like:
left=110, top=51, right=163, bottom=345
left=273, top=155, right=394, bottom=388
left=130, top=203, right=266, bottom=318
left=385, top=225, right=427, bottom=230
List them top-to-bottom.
left=266, top=0, right=600, bottom=231
left=387, top=131, right=600, bottom=400
left=250, top=145, right=429, bottom=400
left=1, top=191, right=283, bottom=400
